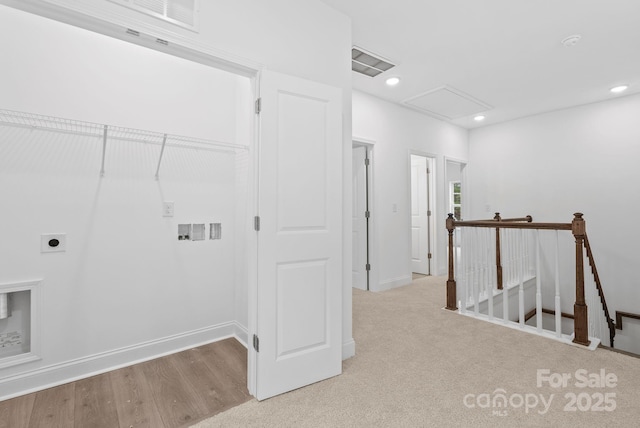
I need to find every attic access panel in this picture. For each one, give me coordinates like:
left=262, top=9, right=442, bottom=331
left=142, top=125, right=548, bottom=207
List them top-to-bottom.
left=352, top=47, right=395, bottom=78
left=404, top=86, right=492, bottom=120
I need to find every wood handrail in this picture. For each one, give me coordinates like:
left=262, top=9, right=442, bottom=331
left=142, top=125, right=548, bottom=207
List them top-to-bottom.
left=499, top=215, right=533, bottom=223
left=452, top=220, right=572, bottom=230
left=584, top=234, right=616, bottom=347
left=615, top=311, right=640, bottom=331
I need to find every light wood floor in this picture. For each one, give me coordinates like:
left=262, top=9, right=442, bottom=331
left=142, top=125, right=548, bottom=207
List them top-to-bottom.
left=0, top=338, right=252, bottom=428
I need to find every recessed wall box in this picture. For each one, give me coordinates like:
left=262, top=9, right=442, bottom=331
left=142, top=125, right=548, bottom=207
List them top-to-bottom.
left=210, top=223, right=222, bottom=240
left=178, top=224, right=191, bottom=240
left=192, top=224, right=205, bottom=241
left=41, top=233, right=66, bottom=253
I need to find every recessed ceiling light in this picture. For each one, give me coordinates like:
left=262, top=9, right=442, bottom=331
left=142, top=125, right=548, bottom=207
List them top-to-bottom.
left=386, top=77, right=400, bottom=86
left=610, top=85, right=629, bottom=94
left=474, top=115, right=485, bottom=122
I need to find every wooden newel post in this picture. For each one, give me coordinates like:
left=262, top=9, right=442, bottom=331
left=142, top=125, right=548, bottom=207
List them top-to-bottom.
left=494, top=212, right=503, bottom=290
left=572, top=212, right=590, bottom=346
left=446, top=213, right=457, bottom=310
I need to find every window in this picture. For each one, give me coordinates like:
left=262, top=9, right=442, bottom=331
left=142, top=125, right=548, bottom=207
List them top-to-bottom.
left=108, top=0, right=199, bottom=31
left=450, top=181, right=461, bottom=220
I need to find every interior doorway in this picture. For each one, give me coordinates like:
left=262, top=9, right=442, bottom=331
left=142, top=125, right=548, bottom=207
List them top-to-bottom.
left=352, top=143, right=371, bottom=290
left=410, top=154, right=435, bottom=275
left=445, top=159, right=466, bottom=221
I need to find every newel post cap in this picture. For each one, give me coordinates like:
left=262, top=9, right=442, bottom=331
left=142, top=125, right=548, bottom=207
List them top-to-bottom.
left=572, top=212, right=586, bottom=236
left=446, top=213, right=455, bottom=230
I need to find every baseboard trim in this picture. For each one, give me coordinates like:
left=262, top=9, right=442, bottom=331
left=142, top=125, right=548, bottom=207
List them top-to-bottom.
left=374, top=275, right=412, bottom=292
left=0, top=321, right=243, bottom=401
left=234, top=322, right=249, bottom=348
left=342, top=338, right=356, bottom=360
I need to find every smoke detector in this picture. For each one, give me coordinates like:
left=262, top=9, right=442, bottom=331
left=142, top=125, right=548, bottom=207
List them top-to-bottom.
left=562, top=35, right=581, bottom=47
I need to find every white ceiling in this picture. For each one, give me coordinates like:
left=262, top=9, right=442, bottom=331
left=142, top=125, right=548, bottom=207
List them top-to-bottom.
left=320, top=0, right=640, bottom=128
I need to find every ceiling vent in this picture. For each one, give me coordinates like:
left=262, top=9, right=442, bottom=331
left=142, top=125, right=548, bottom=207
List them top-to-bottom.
left=109, top=0, right=199, bottom=30
left=352, top=47, right=395, bottom=77
left=404, top=86, right=492, bottom=120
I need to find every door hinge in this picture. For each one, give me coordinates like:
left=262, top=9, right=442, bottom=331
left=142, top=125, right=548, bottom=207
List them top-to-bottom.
left=255, top=98, right=262, bottom=114
left=364, top=158, right=370, bottom=166
left=426, top=167, right=430, bottom=174
left=365, top=210, right=370, bottom=218
left=427, top=210, right=432, bottom=216
left=254, top=216, right=261, bottom=231
left=428, top=253, right=432, bottom=259
left=366, top=263, right=371, bottom=271
left=253, top=334, right=260, bottom=352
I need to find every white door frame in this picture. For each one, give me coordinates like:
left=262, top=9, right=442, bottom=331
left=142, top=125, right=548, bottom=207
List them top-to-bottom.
left=4, top=0, right=266, bottom=397
left=352, top=138, right=378, bottom=291
left=408, top=150, right=436, bottom=276
left=444, top=157, right=468, bottom=221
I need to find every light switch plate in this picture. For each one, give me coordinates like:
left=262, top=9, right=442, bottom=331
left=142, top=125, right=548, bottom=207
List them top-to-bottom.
left=41, top=233, right=66, bottom=253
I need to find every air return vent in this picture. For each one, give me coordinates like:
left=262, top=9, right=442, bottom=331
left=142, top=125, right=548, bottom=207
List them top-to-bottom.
left=109, top=0, right=199, bottom=30
left=352, top=47, right=395, bottom=77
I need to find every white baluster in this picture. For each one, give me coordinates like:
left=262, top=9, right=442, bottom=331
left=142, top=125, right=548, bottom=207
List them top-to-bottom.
left=458, top=227, right=466, bottom=314
left=473, top=227, right=480, bottom=316
left=488, top=227, right=494, bottom=320
left=503, top=228, right=509, bottom=324
left=519, top=229, right=525, bottom=328
left=536, top=229, right=542, bottom=332
left=555, top=230, right=562, bottom=338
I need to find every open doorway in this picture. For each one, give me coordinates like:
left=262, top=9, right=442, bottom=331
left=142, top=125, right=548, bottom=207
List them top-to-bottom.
left=410, top=154, right=435, bottom=276
left=445, top=159, right=466, bottom=221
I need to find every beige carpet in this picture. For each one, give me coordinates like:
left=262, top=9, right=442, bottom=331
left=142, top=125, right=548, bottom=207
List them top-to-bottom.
left=192, top=276, right=640, bottom=427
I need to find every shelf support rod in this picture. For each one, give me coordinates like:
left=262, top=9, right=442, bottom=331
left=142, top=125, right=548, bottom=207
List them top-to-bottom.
left=100, top=125, right=108, bottom=177
left=100, top=125, right=107, bottom=177
left=155, top=133, right=168, bottom=180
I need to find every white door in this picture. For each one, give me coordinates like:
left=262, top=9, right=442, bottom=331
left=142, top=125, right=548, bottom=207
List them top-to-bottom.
left=254, top=70, right=343, bottom=400
left=352, top=145, right=368, bottom=290
left=410, top=155, right=430, bottom=274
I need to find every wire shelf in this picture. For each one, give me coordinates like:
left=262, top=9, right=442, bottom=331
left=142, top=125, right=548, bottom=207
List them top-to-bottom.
left=0, top=108, right=248, bottom=178
left=0, top=109, right=248, bottom=152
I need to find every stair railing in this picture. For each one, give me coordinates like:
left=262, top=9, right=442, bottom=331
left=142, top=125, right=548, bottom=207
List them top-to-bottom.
left=446, top=212, right=615, bottom=347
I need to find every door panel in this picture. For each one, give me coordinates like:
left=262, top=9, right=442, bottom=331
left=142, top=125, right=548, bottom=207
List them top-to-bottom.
left=255, top=70, right=342, bottom=400
left=352, top=145, right=367, bottom=290
left=410, top=155, right=429, bottom=274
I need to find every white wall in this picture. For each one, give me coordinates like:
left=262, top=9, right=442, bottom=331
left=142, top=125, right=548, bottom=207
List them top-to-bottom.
left=0, top=5, right=247, bottom=399
left=352, top=91, right=469, bottom=287
left=467, top=92, right=640, bottom=324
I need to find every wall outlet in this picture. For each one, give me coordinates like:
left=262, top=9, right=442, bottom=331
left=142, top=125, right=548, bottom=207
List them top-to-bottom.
left=163, top=201, right=174, bottom=217
left=41, top=233, right=66, bottom=253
